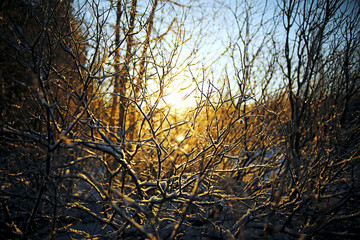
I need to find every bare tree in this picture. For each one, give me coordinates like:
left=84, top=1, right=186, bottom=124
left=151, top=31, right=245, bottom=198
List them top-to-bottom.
left=1, top=0, right=359, bottom=239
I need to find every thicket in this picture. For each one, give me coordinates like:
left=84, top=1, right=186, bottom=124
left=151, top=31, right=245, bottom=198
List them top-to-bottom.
left=0, top=0, right=359, bottom=239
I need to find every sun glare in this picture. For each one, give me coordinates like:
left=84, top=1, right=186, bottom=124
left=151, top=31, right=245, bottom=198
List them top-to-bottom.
left=160, top=81, right=196, bottom=113
left=175, top=133, right=185, bottom=143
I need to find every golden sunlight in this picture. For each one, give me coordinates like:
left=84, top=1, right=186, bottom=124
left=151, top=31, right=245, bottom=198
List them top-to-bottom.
left=160, top=79, right=196, bottom=113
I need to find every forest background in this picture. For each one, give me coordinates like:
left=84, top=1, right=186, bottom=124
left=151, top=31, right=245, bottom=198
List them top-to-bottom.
left=0, top=0, right=359, bottom=239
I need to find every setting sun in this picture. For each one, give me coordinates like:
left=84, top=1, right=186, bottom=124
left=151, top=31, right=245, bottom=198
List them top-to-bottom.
left=159, top=77, right=196, bottom=113
left=161, top=86, right=195, bottom=112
